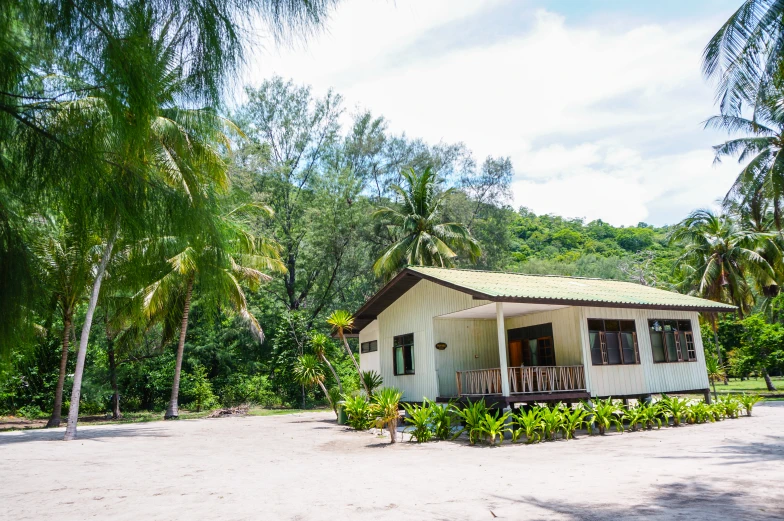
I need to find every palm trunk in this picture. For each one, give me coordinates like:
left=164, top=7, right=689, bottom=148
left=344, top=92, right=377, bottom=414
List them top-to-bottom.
left=64, top=226, right=118, bottom=441
left=165, top=274, right=195, bottom=419
left=47, top=313, right=71, bottom=428
left=711, top=316, right=722, bottom=364
left=107, top=331, right=121, bottom=420
left=339, top=332, right=368, bottom=394
left=320, top=354, right=342, bottom=393
left=762, top=368, right=777, bottom=391
left=712, top=380, right=718, bottom=402
left=317, top=381, right=337, bottom=418
left=388, top=416, right=398, bottom=443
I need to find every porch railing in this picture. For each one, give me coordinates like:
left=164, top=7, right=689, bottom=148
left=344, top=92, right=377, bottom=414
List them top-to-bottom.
left=455, top=366, right=586, bottom=396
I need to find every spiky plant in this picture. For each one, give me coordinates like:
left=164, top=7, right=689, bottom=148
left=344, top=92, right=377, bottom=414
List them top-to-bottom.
left=326, top=310, right=368, bottom=394
left=311, top=332, right=342, bottom=393
left=293, top=354, right=335, bottom=417
left=372, top=387, right=403, bottom=443
left=738, top=393, right=763, bottom=416
left=585, top=398, right=623, bottom=435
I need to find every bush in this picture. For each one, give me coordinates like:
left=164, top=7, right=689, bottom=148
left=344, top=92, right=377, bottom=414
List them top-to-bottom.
left=218, top=374, right=284, bottom=408
left=341, top=393, right=374, bottom=430
left=402, top=399, right=457, bottom=442
left=18, top=405, right=47, bottom=420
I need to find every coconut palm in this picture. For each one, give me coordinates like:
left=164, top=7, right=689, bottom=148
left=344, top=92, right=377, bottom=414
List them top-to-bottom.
left=703, top=0, right=784, bottom=116
left=372, top=167, right=481, bottom=278
left=143, top=205, right=285, bottom=419
left=670, top=209, right=774, bottom=316
left=33, top=219, right=101, bottom=428
left=326, top=310, right=368, bottom=395
left=310, top=332, right=342, bottom=393
left=293, top=354, right=336, bottom=417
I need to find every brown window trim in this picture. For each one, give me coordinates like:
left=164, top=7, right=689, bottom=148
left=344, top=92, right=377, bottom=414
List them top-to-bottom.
left=588, top=319, right=641, bottom=366
left=649, top=319, right=697, bottom=363
left=360, top=340, right=378, bottom=354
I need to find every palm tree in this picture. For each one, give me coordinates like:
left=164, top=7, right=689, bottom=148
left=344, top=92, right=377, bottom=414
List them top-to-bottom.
left=703, top=0, right=784, bottom=117
left=706, top=90, right=784, bottom=227
left=372, top=167, right=480, bottom=278
left=143, top=205, right=285, bottom=419
left=670, top=209, right=775, bottom=361
left=33, top=220, right=100, bottom=428
left=326, top=310, right=368, bottom=395
left=310, top=332, right=342, bottom=393
left=293, top=354, right=336, bottom=418
left=705, top=356, right=727, bottom=402
left=372, top=387, right=403, bottom=443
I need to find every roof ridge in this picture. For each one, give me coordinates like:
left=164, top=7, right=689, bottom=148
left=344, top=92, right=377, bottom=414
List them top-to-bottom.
left=408, top=265, right=641, bottom=284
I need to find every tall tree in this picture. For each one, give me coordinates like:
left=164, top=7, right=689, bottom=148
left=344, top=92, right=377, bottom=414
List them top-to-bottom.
left=372, top=167, right=481, bottom=278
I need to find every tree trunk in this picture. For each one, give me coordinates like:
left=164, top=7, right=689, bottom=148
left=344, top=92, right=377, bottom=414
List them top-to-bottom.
left=63, top=226, right=118, bottom=441
left=165, top=274, right=195, bottom=419
left=47, top=313, right=71, bottom=428
left=711, top=316, right=722, bottom=364
left=107, top=330, right=121, bottom=420
left=339, top=332, right=368, bottom=394
left=320, top=354, right=342, bottom=393
left=762, top=367, right=777, bottom=391
left=317, top=381, right=337, bottom=419
left=712, top=381, right=718, bottom=402
left=388, top=416, right=398, bottom=443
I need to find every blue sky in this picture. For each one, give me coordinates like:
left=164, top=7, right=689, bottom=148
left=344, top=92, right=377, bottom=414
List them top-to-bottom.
left=247, top=0, right=746, bottom=226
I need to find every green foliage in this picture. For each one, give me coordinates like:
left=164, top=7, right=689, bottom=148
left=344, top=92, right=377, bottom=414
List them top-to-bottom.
left=185, top=365, right=217, bottom=412
left=361, top=371, right=383, bottom=396
left=371, top=387, right=403, bottom=443
left=341, top=393, right=374, bottom=431
left=738, top=393, right=763, bottom=416
left=660, top=395, right=691, bottom=426
left=716, top=395, right=742, bottom=419
left=453, top=398, right=489, bottom=445
left=586, top=398, right=623, bottom=435
left=402, top=400, right=435, bottom=443
left=561, top=405, right=589, bottom=439
left=512, top=408, right=544, bottom=444
left=476, top=410, right=512, bottom=446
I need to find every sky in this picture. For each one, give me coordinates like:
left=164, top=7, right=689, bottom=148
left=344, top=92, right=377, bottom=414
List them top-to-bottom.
left=244, top=0, right=746, bottom=227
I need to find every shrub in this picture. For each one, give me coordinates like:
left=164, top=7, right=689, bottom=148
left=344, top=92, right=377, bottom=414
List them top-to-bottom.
left=186, top=365, right=218, bottom=412
left=361, top=371, right=383, bottom=396
left=219, top=374, right=283, bottom=408
left=372, top=387, right=403, bottom=443
left=341, top=393, right=374, bottom=430
left=738, top=393, right=763, bottom=416
left=660, top=395, right=691, bottom=426
left=717, top=395, right=742, bottom=419
left=585, top=398, right=623, bottom=435
left=453, top=399, right=489, bottom=445
left=402, top=400, right=434, bottom=442
left=430, top=401, right=457, bottom=440
left=688, top=402, right=714, bottom=424
left=18, top=405, right=47, bottom=420
left=539, top=405, right=565, bottom=441
left=561, top=405, right=588, bottom=439
left=513, top=407, right=544, bottom=443
left=477, top=410, right=512, bottom=445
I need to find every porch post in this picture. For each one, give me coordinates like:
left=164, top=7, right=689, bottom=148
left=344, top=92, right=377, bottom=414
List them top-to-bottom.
left=496, top=302, right=510, bottom=397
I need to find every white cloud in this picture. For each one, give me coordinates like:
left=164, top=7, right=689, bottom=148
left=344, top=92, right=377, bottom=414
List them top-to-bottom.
left=245, top=0, right=742, bottom=226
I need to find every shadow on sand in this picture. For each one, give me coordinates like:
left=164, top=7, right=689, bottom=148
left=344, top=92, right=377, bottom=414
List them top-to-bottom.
left=0, top=424, right=169, bottom=445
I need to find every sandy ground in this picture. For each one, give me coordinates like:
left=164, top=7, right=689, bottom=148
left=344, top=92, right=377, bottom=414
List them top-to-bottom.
left=1, top=404, right=783, bottom=521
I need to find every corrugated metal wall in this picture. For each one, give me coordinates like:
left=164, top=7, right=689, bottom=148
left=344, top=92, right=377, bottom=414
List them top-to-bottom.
left=376, top=280, right=490, bottom=401
left=367, top=281, right=710, bottom=401
left=577, top=307, right=709, bottom=397
left=358, top=319, right=380, bottom=374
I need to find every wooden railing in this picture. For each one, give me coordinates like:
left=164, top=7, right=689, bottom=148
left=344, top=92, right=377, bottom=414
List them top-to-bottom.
left=455, top=366, right=586, bottom=396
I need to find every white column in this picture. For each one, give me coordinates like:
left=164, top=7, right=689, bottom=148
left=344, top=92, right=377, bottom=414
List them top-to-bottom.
left=496, top=302, right=510, bottom=397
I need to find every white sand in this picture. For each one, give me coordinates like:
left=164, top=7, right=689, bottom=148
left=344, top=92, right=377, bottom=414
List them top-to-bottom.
left=1, top=404, right=783, bottom=520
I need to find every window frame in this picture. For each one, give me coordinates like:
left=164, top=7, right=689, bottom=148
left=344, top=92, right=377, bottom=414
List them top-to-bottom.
left=587, top=318, right=640, bottom=366
left=648, top=319, right=697, bottom=363
left=393, top=333, right=415, bottom=375
left=360, top=340, right=378, bottom=354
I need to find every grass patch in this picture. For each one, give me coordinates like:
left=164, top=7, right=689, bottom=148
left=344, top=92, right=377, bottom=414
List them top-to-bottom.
left=714, top=376, right=784, bottom=395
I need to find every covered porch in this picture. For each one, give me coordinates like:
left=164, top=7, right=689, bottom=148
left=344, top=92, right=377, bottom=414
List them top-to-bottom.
left=435, top=301, right=589, bottom=404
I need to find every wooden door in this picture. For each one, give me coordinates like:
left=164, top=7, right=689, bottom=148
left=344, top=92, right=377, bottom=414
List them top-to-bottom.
left=509, top=340, right=523, bottom=367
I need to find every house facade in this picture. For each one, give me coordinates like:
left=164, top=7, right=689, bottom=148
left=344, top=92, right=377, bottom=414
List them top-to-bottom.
left=353, top=267, right=735, bottom=405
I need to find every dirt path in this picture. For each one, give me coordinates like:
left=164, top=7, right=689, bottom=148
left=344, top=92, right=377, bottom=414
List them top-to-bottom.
left=1, top=404, right=782, bottom=520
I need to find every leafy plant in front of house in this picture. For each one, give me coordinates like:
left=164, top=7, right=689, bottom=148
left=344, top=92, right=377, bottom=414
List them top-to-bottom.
left=361, top=371, right=383, bottom=396
left=372, top=387, right=403, bottom=443
left=341, top=393, right=374, bottom=430
left=738, top=393, right=763, bottom=416
left=660, top=395, right=691, bottom=426
left=717, top=395, right=741, bottom=419
left=453, top=398, right=489, bottom=445
left=585, top=398, right=623, bottom=435
left=402, top=400, right=435, bottom=442
left=430, top=400, right=457, bottom=440
left=637, top=401, right=663, bottom=430
left=687, top=402, right=714, bottom=424
left=708, top=402, right=725, bottom=422
left=623, top=403, right=647, bottom=432
left=540, top=405, right=565, bottom=441
left=561, top=405, right=589, bottom=439
left=512, top=407, right=544, bottom=444
left=477, top=410, right=512, bottom=445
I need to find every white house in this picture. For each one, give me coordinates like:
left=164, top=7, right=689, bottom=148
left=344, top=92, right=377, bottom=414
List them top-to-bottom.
left=351, top=266, right=735, bottom=406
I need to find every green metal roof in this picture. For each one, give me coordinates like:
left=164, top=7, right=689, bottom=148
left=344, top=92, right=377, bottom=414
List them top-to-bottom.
left=407, top=266, right=737, bottom=312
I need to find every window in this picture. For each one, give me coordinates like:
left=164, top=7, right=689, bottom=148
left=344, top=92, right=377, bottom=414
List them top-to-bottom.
left=588, top=319, right=640, bottom=366
left=649, top=319, right=696, bottom=363
left=508, top=323, right=556, bottom=366
left=393, top=334, right=414, bottom=375
left=360, top=340, right=378, bottom=354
